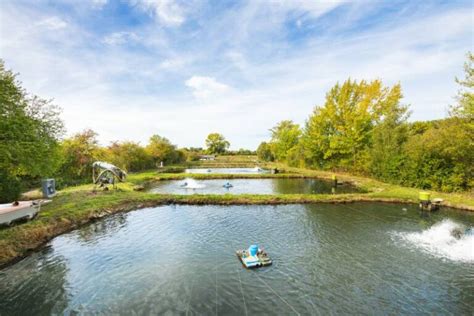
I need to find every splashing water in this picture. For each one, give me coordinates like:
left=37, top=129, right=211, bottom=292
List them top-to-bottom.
left=180, top=178, right=205, bottom=189
left=394, top=219, right=474, bottom=263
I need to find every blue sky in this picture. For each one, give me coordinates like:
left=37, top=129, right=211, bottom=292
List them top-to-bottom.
left=0, top=0, right=472, bottom=149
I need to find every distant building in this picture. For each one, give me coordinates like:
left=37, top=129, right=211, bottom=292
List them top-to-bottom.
left=199, top=155, right=215, bottom=161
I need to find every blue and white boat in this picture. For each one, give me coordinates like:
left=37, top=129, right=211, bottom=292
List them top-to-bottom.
left=236, top=245, right=272, bottom=268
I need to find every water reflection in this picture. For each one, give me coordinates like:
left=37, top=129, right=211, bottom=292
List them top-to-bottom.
left=150, top=178, right=363, bottom=195
left=0, top=203, right=473, bottom=314
left=0, top=248, right=70, bottom=315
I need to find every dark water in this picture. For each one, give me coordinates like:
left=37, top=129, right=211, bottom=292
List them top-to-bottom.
left=185, top=168, right=269, bottom=174
left=149, top=178, right=362, bottom=195
left=1, top=203, right=473, bottom=315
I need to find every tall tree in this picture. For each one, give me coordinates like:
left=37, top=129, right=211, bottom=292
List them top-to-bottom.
left=450, top=52, right=473, bottom=121
left=0, top=60, right=64, bottom=201
left=303, top=79, right=403, bottom=171
left=369, top=85, right=410, bottom=179
left=269, top=120, right=301, bottom=161
left=57, top=129, right=104, bottom=182
left=205, top=133, right=230, bottom=154
left=146, top=135, right=182, bottom=165
left=107, top=141, right=152, bottom=172
left=256, top=142, right=274, bottom=161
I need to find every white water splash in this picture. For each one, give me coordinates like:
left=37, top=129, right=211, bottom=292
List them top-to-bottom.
left=180, top=178, right=205, bottom=189
left=394, top=219, right=474, bottom=263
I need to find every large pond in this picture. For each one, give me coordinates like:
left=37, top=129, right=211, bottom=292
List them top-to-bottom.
left=185, top=167, right=269, bottom=174
left=149, top=178, right=362, bottom=194
left=1, top=203, right=473, bottom=315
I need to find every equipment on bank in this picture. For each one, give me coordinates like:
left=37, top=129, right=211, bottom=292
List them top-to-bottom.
left=92, top=161, right=127, bottom=190
left=41, top=178, right=56, bottom=198
left=419, top=192, right=443, bottom=211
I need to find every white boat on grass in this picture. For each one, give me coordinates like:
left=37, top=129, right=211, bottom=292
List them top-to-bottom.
left=0, top=200, right=51, bottom=226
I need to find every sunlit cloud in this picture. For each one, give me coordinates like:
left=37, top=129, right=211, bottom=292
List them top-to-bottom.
left=0, top=0, right=472, bottom=149
left=129, top=0, right=185, bottom=26
left=37, top=16, right=68, bottom=30
left=103, top=32, right=140, bottom=45
left=185, top=76, right=230, bottom=99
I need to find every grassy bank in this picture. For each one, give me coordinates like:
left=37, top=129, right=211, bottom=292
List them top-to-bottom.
left=1, top=163, right=473, bottom=268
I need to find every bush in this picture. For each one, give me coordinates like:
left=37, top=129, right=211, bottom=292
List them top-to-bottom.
left=0, top=171, right=21, bottom=203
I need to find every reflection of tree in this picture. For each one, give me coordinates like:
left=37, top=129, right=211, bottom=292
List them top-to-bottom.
left=272, top=178, right=336, bottom=194
left=76, top=213, right=128, bottom=244
left=0, top=247, right=70, bottom=315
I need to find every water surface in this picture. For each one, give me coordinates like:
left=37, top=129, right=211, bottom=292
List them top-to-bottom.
left=185, top=168, right=269, bottom=174
left=149, top=178, right=362, bottom=194
left=0, top=203, right=473, bottom=315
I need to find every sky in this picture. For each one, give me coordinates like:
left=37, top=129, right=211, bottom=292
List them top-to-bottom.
left=0, top=0, right=472, bottom=150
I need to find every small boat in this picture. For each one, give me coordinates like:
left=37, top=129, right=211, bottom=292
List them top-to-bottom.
left=223, top=182, right=233, bottom=189
left=0, top=200, right=51, bottom=226
left=236, top=245, right=272, bottom=268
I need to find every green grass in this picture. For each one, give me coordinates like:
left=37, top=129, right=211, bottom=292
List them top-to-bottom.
left=1, top=160, right=473, bottom=268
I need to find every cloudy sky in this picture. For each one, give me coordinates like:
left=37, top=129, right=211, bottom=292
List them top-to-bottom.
left=0, top=0, right=472, bottom=149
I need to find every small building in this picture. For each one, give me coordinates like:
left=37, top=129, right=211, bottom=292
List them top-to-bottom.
left=199, top=155, right=216, bottom=161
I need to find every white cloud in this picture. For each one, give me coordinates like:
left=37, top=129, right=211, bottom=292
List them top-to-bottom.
left=91, top=0, right=108, bottom=9
left=130, top=0, right=185, bottom=26
left=279, top=0, right=344, bottom=18
left=0, top=1, right=472, bottom=149
left=37, top=16, right=68, bottom=30
left=102, top=32, right=140, bottom=45
left=159, top=56, right=190, bottom=70
left=185, top=76, right=230, bottom=99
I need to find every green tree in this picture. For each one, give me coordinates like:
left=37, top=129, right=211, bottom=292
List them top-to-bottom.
left=450, top=52, right=473, bottom=120
left=0, top=60, right=64, bottom=201
left=303, top=79, right=403, bottom=171
left=369, top=86, right=410, bottom=180
left=399, top=119, right=473, bottom=191
left=269, top=120, right=301, bottom=161
left=57, top=129, right=104, bottom=183
left=205, top=133, right=230, bottom=154
left=146, top=135, right=183, bottom=165
left=107, top=141, right=152, bottom=172
left=256, top=142, right=274, bottom=161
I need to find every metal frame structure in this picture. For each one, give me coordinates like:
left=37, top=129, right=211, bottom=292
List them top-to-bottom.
left=92, top=161, right=127, bottom=190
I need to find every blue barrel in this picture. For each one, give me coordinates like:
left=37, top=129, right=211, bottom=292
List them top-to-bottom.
left=249, top=245, right=258, bottom=256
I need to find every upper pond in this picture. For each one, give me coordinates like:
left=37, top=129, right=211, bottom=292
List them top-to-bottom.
left=185, top=167, right=269, bottom=174
left=149, top=178, right=362, bottom=194
left=0, top=203, right=473, bottom=315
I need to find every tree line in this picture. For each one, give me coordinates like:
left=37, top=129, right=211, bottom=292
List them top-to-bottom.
left=258, top=53, right=473, bottom=192
left=0, top=59, right=240, bottom=202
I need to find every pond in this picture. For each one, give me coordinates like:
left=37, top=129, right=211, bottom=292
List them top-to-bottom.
left=185, top=167, right=269, bottom=174
left=149, top=178, right=363, bottom=194
left=0, top=203, right=473, bottom=315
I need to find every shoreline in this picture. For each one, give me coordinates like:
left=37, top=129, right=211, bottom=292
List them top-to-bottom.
left=2, top=167, right=473, bottom=269
left=1, top=190, right=473, bottom=269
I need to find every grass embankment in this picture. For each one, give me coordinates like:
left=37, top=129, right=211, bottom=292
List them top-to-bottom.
left=186, top=154, right=259, bottom=168
left=1, top=157, right=473, bottom=268
left=264, top=163, right=474, bottom=210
